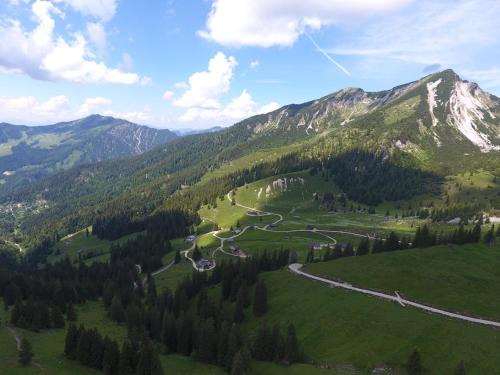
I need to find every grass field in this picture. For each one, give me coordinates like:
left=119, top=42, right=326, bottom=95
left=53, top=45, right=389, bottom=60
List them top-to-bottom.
left=48, top=228, right=143, bottom=264
left=305, top=242, right=500, bottom=320
left=243, top=268, right=500, bottom=375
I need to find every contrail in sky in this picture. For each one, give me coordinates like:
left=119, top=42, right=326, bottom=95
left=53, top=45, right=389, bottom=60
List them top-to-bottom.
left=306, top=33, right=351, bottom=76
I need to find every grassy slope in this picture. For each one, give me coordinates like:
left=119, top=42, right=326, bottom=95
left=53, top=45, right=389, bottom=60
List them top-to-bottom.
left=48, top=228, right=143, bottom=264
left=305, top=243, right=500, bottom=320
left=247, top=269, right=500, bottom=375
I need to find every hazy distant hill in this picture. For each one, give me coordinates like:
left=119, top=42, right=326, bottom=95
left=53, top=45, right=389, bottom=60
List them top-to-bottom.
left=0, top=114, right=177, bottom=192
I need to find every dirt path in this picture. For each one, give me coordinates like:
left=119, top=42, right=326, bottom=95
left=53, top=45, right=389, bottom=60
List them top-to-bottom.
left=289, top=263, right=500, bottom=328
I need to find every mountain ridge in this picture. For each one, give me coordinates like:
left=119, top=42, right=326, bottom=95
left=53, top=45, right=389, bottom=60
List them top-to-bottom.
left=2, top=69, right=498, bottom=241
left=0, top=114, right=178, bottom=193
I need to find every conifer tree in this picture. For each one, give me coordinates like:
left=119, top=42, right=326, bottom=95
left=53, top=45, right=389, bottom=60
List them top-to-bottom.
left=356, top=238, right=370, bottom=256
left=193, top=246, right=202, bottom=262
left=306, top=249, right=314, bottom=263
left=174, top=250, right=181, bottom=264
left=147, top=275, right=157, bottom=306
left=253, top=279, right=268, bottom=317
left=233, top=294, right=245, bottom=323
left=110, top=296, right=126, bottom=323
left=66, top=303, right=77, bottom=322
left=51, top=306, right=65, bottom=328
left=161, top=312, right=177, bottom=353
left=196, top=318, right=217, bottom=363
left=216, top=321, right=230, bottom=366
left=64, top=324, right=80, bottom=359
left=271, top=324, right=285, bottom=362
left=284, top=324, right=301, bottom=364
left=224, top=325, right=242, bottom=370
left=18, top=337, right=34, bottom=366
left=102, top=337, right=120, bottom=375
left=119, top=339, right=139, bottom=375
left=136, top=341, right=163, bottom=375
left=230, top=347, right=252, bottom=375
left=406, top=349, right=423, bottom=375
left=454, top=360, right=466, bottom=375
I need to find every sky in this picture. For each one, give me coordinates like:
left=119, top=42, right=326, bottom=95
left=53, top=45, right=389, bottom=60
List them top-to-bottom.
left=0, top=0, right=499, bottom=129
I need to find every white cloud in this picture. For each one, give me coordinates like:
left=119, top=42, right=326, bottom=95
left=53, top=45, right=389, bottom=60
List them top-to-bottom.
left=0, top=0, right=142, bottom=84
left=8, top=0, right=30, bottom=6
left=53, top=0, right=117, bottom=22
left=199, top=0, right=413, bottom=47
left=328, top=0, right=500, bottom=67
left=86, top=22, right=107, bottom=56
left=118, top=52, right=134, bottom=72
left=173, top=52, right=237, bottom=109
left=173, top=52, right=279, bottom=127
left=250, top=60, right=259, bottom=69
left=462, top=67, right=500, bottom=90
left=140, top=76, right=153, bottom=86
left=174, top=81, right=188, bottom=90
left=162, top=90, right=174, bottom=101
left=179, top=90, right=279, bottom=124
left=0, top=95, right=70, bottom=123
left=78, top=96, right=111, bottom=116
left=259, top=101, right=280, bottom=114
left=104, top=109, right=153, bottom=124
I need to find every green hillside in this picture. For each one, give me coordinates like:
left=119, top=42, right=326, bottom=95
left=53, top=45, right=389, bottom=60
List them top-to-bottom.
left=0, top=115, right=177, bottom=194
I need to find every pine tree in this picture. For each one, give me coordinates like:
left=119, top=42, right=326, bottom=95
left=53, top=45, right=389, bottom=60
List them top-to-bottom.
left=484, top=225, right=495, bottom=245
left=385, top=231, right=400, bottom=251
left=356, top=238, right=370, bottom=256
left=193, top=246, right=202, bottom=262
left=306, top=249, right=314, bottom=263
left=174, top=250, right=181, bottom=264
left=147, top=275, right=157, bottom=306
left=253, top=279, right=268, bottom=317
left=233, top=294, right=245, bottom=323
left=110, top=296, right=125, bottom=323
left=66, top=303, right=77, bottom=322
left=51, top=306, right=65, bottom=328
left=161, top=312, right=177, bottom=353
left=177, top=316, right=193, bottom=356
left=196, top=318, right=217, bottom=363
left=216, top=321, right=230, bottom=366
left=252, top=323, right=272, bottom=361
left=64, top=324, right=80, bottom=359
left=271, top=324, right=285, bottom=362
left=284, top=324, right=301, bottom=364
left=224, top=325, right=242, bottom=370
left=77, top=327, right=92, bottom=366
left=18, top=337, right=34, bottom=366
left=102, top=337, right=120, bottom=375
left=119, top=339, right=139, bottom=375
left=136, top=341, right=163, bottom=375
left=230, top=347, right=252, bottom=375
left=406, top=349, right=423, bottom=375
left=454, top=360, right=466, bottom=375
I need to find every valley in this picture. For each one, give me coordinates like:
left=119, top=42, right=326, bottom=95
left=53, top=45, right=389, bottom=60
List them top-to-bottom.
left=0, top=70, right=499, bottom=375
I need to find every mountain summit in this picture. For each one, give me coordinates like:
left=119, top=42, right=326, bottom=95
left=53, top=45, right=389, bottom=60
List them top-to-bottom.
left=244, top=69, right=499, bottom=153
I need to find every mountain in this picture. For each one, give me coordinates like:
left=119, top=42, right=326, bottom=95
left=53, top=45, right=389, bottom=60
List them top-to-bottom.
left=244, top=69, right=499, bottom=151
left=2, top=70, right=498, bottom=240
left=0, top=115, right=177, bottom=192
left=173, top=126, right=223, bottom=136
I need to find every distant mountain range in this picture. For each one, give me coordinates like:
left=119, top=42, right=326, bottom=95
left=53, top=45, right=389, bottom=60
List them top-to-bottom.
left=2, top=69, right=498, bottom=238
left=0, top=114, right=177, bottom=192
left=173, top=126, right=223, bottom=136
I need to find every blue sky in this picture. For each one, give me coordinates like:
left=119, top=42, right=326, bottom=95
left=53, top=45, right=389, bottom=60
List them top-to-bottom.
left=1, top=0, right=499, bottom=129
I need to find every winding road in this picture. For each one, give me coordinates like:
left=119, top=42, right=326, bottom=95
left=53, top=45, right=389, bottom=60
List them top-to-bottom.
left=147, top=188, right=500, bottom=328
left=289, top=263, right=500, bottom=328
